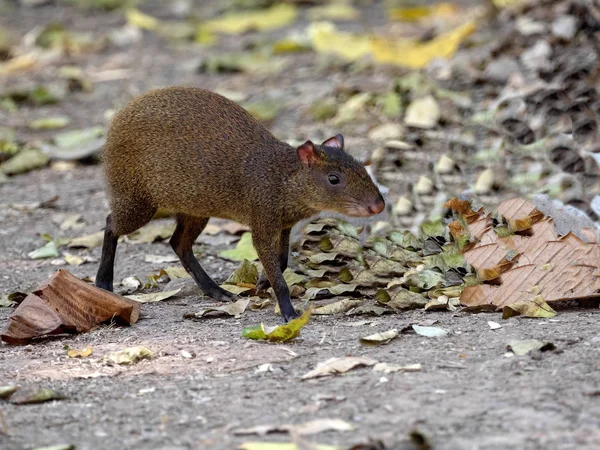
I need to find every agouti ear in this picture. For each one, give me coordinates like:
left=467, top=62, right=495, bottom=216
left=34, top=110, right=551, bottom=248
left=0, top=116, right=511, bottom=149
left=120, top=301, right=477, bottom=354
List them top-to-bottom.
left=322, top=133, right=344, bottom=150
left=297, top=140, right=320, bottom=166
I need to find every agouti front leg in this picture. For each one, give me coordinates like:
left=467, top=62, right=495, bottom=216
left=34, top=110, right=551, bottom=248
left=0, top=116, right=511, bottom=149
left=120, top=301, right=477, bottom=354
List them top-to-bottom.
left=170, top=214, right=234, bottom=302
left=253, top=228, right=299, bottom=322
left=256, top=228, right=290, bottom=291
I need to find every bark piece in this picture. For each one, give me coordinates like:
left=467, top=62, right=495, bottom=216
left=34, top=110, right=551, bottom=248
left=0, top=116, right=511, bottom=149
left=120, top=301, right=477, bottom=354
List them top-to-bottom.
left=1, top=269, right=140, bottom=345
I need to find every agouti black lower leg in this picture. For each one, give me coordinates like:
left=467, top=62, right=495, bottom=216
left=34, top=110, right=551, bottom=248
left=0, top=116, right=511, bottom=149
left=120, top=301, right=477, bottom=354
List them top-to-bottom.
left=96, top=202, right=157, bottom=292
left=170, top=214, right=234, bottom=301
left=95, top=215, right=118, bottom=292
left=253, top=228, right=299, bottom=321
left=256, top=228, right=291, bottom=291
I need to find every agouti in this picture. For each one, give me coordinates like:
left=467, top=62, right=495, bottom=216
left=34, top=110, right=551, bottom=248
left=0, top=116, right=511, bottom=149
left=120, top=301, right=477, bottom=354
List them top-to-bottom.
left=96, top=87, right=385, bottom=321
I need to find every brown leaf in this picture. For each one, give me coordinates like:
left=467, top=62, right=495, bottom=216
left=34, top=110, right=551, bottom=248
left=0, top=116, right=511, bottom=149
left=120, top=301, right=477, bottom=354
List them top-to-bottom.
left=496, top=198, right=544, bottom=232
left=463, top=243, right=514, bottom=281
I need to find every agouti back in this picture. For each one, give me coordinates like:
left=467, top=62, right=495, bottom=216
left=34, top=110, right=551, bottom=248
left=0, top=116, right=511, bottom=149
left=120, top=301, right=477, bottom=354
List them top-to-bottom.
left=96, top=86, right=385, bottom=321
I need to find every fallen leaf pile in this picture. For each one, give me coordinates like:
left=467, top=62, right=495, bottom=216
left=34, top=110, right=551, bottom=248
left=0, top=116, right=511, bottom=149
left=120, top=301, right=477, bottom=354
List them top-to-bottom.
left=447, top=197, right=600, bottom=316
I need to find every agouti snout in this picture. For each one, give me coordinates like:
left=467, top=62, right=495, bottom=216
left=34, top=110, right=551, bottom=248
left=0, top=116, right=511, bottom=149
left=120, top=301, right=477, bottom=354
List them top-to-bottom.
left=96, top=87, right=385, bottom=322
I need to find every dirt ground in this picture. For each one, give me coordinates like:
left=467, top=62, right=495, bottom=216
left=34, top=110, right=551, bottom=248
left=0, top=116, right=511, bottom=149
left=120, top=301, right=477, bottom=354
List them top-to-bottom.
left=2, top=1, right=600, bottom=449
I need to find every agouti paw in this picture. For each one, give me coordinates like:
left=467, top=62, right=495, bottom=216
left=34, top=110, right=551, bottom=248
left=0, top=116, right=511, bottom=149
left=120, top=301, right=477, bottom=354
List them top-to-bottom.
left=256, top=276, right=271, bottom=291
left=209, top=287, right=237, bottom=302
left=282, top=308, right=300, bottom=322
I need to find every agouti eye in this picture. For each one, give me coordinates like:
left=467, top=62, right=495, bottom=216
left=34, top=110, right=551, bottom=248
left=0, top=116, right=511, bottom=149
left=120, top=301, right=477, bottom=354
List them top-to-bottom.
left=328, top=174, right=340, bottom=185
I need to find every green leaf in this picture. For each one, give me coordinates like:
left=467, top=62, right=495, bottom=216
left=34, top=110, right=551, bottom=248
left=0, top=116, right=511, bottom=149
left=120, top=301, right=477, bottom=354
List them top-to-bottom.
left=28, top=116, right=71, bottom=130
left=50, top=126, right=105, bottom=160
left=0, top=148, right=50, bottom=175
left=420, top=220, right=446, bottom=239
left=388, top=230, right=422, bottom=250
left=219, top=232, right=258, bottom=261
left=28, top=241, right=59, bottom=259
left=226, top=259, right=259, bottom=285
left=283, top=269, right=306, bottom=286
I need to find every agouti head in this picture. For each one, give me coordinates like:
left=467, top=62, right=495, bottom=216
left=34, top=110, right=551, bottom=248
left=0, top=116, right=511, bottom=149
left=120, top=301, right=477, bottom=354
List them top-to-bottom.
left=294, top=134, right=385, bottom=217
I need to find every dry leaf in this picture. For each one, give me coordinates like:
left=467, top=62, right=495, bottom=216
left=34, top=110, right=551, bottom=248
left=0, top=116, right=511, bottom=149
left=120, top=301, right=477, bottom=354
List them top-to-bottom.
left=205, top=4, right=297, bottom=34
left=67, top=231, right=105, bottom=249
left=125, top=288, right=181, bottom=303
left=185, top=298, right=250, bottom=319
left=312, top=299, right=362, bottom=315
left=359, top=329, right=398, bottom=346
left=507, top=339, right=555, bottom=356
left=67, top=346, right=92, bottom=358
left=105, top=346, right=152, bottom=365
left=301, top=356, right=377, bottom=380
left=372, top=363, right=422, bottom=373
left=9, top=387, right=66, bottom=404
left=235, top=418, right=354, bottom=436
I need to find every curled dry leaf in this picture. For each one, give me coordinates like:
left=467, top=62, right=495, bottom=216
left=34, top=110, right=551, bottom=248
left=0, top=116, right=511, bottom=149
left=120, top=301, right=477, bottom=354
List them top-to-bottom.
left=125, top=288, right=181, bottom=303
left=502, top=296, right=557, bottom=319
left=184, top=298, right=250, bottom=319
left=312, top=298, right=362, bottom=315
left=359, top=329, right=398, bottom=346
left=301, top=356, right=378, bottom=380
left=0, top=386, right=19, bottom=399
left=9, top=387, right=66, bottom=404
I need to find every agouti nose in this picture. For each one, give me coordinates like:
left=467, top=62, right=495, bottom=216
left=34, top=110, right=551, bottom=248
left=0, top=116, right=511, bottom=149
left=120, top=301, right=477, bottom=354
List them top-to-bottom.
left=368, top=197, right=385, bottom=215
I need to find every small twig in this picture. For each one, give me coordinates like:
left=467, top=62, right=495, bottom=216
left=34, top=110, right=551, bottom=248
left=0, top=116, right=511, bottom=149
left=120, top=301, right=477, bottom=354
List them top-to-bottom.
left=437, top=363, right=467, bottom=370
left=0, top=409, right=9, bottom=436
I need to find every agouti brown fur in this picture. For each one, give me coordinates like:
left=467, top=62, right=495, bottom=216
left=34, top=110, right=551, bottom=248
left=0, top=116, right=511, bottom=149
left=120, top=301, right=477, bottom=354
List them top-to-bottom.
left=96, top=86, right=385, bottom=321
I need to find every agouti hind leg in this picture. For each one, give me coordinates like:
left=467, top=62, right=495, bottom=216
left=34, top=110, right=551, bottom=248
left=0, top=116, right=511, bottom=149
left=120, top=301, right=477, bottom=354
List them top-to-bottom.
left=96, top=204, right=157, bottom=292
left=170, top=214, right=234, bottom=302
left=96, top=215, right=119, bottom=292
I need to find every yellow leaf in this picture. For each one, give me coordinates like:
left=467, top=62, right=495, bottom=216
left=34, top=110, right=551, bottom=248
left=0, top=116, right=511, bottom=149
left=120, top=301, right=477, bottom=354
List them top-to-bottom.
left=492, top=0, right=522, bottom=7
left=308, top=3, right=359, bottom=21
left=388, top=3, right=458, bottom=22
left=205, top=4, right=297, bottom=35
left=126, top=8, right=160, bottom=31
left=309, top=20, right=476, bottom=69
left=371, top=20, right=476, bottom=69
left=308, top=21, right=371, bottom=62
left=266, top=307, right=312, bottom=342
left=67, top=346, right=92, bottom=358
